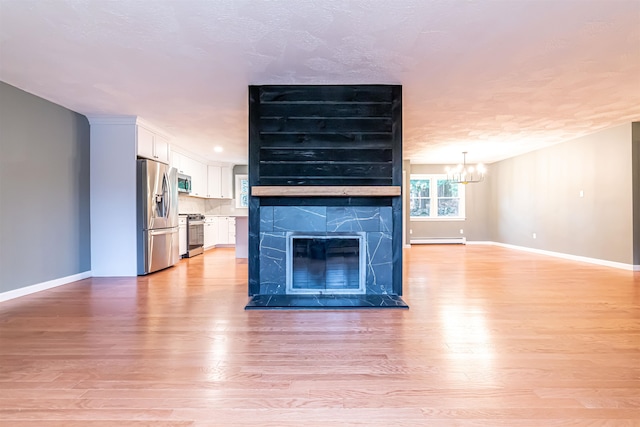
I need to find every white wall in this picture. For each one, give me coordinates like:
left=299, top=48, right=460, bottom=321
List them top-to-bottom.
left=89, top=119, right=138, bottom=276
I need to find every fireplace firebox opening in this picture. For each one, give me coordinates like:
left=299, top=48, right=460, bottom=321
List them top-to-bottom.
left=286, top=233, right=366, bottom=295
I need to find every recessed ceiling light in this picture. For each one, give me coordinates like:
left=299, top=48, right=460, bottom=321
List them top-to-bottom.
left=213, top=146, right=223, bottom=153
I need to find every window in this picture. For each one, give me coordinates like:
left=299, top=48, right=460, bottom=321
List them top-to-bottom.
left=235, top=174, right=249, bottom=208
left=409, top=174, right=465, bottom=219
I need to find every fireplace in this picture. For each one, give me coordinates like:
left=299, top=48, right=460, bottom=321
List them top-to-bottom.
left=246, top=84, right=406, bottom=309
left=258, top=206, right=393, bottom=296
left=287, top=233, right=365, bottom=295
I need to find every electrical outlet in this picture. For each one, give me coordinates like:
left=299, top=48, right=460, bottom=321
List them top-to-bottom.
left=579, top=190, right=584, bottom=198
left=409, top=229, right=413, bottom=235
left=459, top=229, right=464, bottom=234
left=532, top=233, right=537, bottom=239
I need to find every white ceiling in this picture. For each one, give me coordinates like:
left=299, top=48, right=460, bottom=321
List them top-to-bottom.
left=1, top=0, right=639, bottom=165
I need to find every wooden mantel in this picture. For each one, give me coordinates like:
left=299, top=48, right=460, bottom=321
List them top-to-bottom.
left=251, top=186, right=401, bottom=197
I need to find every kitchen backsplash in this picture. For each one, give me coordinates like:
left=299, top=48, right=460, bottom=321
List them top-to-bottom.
left=178, top=194, right=248, bottom=216
left=178, top=194, right=205, bottom=214
left=205, top=198, right=248, bottom=216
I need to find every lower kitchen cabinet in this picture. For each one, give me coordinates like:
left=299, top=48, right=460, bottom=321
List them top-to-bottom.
left=202, top=216, right=236, bottom=248
left=204, top=216, right=218, bottom=249
left=217, top=217, right=236, bottom=245
left=217, top=217, right=229, bottom=244
left=227, top=217, right=236, bottom=244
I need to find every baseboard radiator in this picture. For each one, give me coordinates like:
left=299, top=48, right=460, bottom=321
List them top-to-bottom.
left=410, top=237, right=466, bottom=245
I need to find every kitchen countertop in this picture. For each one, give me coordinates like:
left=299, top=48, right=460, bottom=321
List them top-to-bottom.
left=179, top=213, right=248, bottom=217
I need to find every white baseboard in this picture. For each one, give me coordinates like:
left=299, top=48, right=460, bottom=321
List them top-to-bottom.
left=411, top=237, right=466, bottom=244
left=468, top=241, right=639, bottom=271
left=0, top=271, right=92, bottom=303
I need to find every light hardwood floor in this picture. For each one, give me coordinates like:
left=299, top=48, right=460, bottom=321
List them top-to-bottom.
left=1, top=245, right=639, bottom=426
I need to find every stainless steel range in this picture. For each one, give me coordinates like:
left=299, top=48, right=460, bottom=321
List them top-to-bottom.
left=185, top=214, right=205, bottom=258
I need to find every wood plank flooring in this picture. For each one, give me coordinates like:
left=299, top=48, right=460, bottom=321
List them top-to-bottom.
left=1, top=245, right=639, bottom=426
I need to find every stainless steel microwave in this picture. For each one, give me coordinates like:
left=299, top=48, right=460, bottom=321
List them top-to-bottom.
left=177, top=173, right=192, bottom=194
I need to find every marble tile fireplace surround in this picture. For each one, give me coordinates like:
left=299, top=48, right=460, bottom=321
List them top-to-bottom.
left=245, top=84, right=406, bottom=309
left=259, top=206, right=393, bottom=295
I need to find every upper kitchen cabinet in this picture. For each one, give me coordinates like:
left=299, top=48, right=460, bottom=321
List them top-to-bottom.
left=136, top=125, right=170, bottom=164
left=171, top=149, right=235, bottom=199
left=171, top=151, right=186, bottom=174
left=172, top=151, right=202, bottom=195
left=181, top=156, right=207, bottom=197
left=192, top=162, right=208, bottom=197
left=207, top=165, right=233, bottom=199
left=207, top=165, right=221, bottom=198
left=220, top=166, right=233, bottom=199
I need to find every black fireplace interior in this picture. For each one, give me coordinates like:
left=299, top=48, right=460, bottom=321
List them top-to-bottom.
left=245, top=84, right=407, bottom=309
left=291, top=235, right=362, bottom=293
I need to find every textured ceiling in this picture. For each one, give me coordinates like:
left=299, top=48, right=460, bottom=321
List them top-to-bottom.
left=1, top=0, right=639, bottom=165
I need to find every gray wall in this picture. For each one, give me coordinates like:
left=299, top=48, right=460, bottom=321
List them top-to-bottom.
left=0, top=82, right=91, bottom=293
left=407, top=123, right=635, bottom=265
left=490, top=123, right=633, bottom=264
left=407, top=163, right=491, bottom=241
left=232, top=164, right=248, bottom=194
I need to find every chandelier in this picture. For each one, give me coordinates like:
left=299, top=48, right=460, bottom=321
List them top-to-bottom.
left=445, top=152, right=486, bottom=184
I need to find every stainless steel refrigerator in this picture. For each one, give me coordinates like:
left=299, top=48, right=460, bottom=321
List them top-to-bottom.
left=137, top=158, right=179, bottom=275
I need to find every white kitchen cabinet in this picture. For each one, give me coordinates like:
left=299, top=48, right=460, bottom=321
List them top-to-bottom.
left=137, top=125, right=170, bottom=164
left=137, top=126, right=154, bottom=160
left=153, top=134, right=170, bottom=164
left=171, top=152, right=186, bottom=174
left=176, top=153, right=198, bottom=179
left=173, top=155, right=232, bottom=199
left=178, top=155, right=193, bottom=177
left=180, top=156, right=207, bottom=197
left=192, top=161, right=208, bottom=197
left=206, top=165, right=233, bottom=199
left=207, top=165, right=221, bottom=198
left=220, top=166, right=233, bottom=199
left=178, top=216, right=187, bottom=256
left=204, top=216, right=218, bottom=249
left=217, top=216, right=229, bottom=244
left=216, top=217, right=236, bottom=245
left=227, top=217, right=236, bottom=244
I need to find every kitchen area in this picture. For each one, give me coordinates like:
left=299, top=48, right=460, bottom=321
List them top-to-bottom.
left=88, top=115, right=248, bottom=277
left=174, top=153, right=248, bottom=262
left=178, top=191, right=248, bottom=260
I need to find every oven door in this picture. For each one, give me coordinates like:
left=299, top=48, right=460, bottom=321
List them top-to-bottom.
left=187, top=220, right=204, bottom=257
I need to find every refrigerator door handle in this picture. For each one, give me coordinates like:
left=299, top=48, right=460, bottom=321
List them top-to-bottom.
left=163, top=172, right=171, bottom=219
left=154, top=173, right=170, bottom=219
left=149, top=227, right=178, bottom=236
